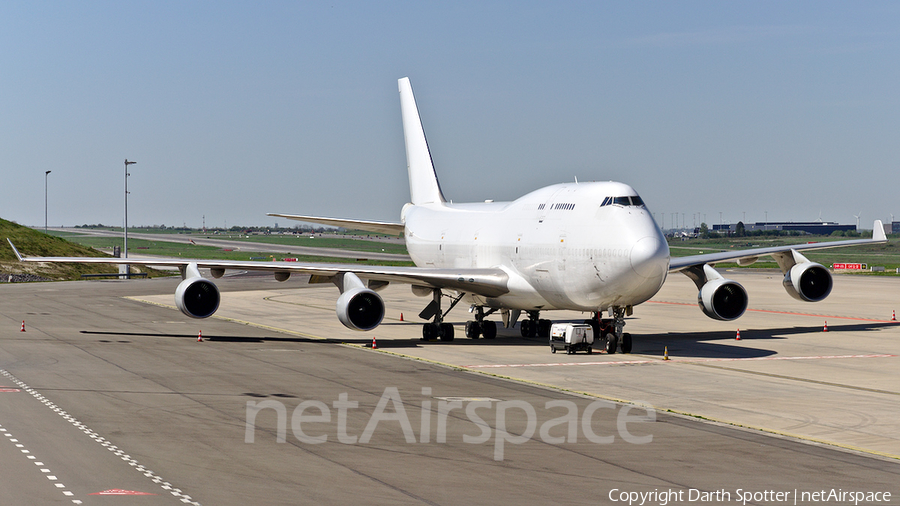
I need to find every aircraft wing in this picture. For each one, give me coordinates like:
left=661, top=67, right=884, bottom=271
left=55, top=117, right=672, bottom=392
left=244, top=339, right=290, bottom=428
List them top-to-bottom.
left=266, top=213, right=405, bottom=236
left=669, top=220, right=888, bottom=272
left=6, top=239, right=508, bottom=297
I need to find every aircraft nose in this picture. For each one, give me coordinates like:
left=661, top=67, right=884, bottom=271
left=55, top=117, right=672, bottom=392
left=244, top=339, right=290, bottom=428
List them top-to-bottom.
left=630, top=235, right=668, bottom=279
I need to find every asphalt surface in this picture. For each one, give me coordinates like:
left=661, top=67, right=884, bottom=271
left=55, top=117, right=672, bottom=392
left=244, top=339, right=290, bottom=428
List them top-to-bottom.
left=0, top=275, right=898, bottom=505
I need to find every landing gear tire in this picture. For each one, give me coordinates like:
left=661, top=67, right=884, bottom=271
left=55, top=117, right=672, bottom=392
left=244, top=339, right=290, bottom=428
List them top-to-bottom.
left=520, top=319, right=535, bottom=337
left=538, top=319, right=552, bottom=338
left=465, top=321, right=481, bottom=339
left=482, top=321, right=497, bottom=339
left=422, top=323, right=437, bottom=341
left=439, top=323, right=455, bottom=342
left=621, top=332, right=632, bottom=354
left=604, top=333, right=617, bottom=354
left=566, top=347, right=574, bottom=355
left=587, top=347, right=592, bottom=355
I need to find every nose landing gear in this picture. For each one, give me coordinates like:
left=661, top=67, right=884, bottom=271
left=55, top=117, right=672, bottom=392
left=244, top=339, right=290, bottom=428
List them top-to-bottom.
left=585, top=306, right=633, bottom=354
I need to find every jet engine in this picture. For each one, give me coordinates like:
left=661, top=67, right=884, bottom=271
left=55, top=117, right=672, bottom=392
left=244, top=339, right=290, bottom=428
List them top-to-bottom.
left=783, top=262, right=832, bottom=302
left=175, top=276, right=220, bottom=319
left=698, top=278, right=748, bottom=321
left=336, top=287, right=385, bottom=331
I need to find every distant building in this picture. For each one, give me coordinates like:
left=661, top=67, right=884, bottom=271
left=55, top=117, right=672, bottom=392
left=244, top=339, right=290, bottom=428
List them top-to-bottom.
left=712, top=221, right=856, bottom=235
left=892, top=222, right=900, bottom=234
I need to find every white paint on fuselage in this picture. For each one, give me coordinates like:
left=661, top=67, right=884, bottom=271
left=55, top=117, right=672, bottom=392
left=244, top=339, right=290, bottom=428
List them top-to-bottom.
left=402, top=181, right=670, bottom=312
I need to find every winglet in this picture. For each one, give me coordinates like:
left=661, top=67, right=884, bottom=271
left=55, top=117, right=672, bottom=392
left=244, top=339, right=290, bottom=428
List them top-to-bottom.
left=873, top=220, right=887, bottom=242
left=6, top=239, right=24, bottom=262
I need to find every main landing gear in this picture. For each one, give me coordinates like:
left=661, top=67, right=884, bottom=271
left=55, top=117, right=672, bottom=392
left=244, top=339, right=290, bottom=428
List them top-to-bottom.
left=418, top=289, right=502, bottom=341
left=420, top=289, right=463, bottom=341
left=464, top=306, right=497, bottom=339
left=584, top=307, right=632, bottom=354
left=520, top=310, right=552, bottom=338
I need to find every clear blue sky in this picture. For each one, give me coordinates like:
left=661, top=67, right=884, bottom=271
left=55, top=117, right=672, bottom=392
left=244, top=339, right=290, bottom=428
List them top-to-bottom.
left=2, top=1, right=898, bottom=230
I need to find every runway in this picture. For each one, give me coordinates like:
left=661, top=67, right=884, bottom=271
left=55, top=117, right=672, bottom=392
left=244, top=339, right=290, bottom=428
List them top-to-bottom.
left=47, top=228, right=411, bottom=262
left=1, top=273, right=898, bottom=505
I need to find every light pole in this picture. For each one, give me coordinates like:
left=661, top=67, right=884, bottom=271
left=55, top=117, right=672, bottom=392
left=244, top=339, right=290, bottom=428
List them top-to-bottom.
left=124, top=159, right=136, bottom=278
left=44, top=170, right=51, bottom=232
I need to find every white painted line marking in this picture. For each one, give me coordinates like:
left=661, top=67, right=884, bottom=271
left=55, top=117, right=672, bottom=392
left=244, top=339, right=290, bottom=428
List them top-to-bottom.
left=464, top=353, right=896, bottom=369
left=0, top=369, right=203, bottom=506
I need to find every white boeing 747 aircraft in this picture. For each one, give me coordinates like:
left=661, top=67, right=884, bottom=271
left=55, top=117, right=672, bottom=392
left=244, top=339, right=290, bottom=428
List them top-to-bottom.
left=9, top=78, right=887, bottom=353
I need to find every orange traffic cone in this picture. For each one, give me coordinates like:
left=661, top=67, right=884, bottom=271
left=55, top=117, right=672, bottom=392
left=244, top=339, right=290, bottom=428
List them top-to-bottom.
left=892, top=310, right=896, bottom=322
left=400, top=313, right=404, bottom=321
left=20, top=321, right=25, bottom=332
left=823, top=321, right=828, bottom=332
left=735, top=329, right=741, bottom=341
left=197, top=330, right=203, bottom=342
left=371, top=337, right=378, bottom=349
left=663, top=346, right=670, bottom=361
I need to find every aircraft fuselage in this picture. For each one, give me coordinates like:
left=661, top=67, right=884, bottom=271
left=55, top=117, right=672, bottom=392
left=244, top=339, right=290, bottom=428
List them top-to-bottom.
left=403, top=180, right=670, bottom=312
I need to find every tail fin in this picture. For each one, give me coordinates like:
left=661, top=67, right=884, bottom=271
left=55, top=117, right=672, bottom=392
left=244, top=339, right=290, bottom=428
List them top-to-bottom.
left=398, top=77, right=446, bottom=205
left=873, top=220, right=887, bottom=241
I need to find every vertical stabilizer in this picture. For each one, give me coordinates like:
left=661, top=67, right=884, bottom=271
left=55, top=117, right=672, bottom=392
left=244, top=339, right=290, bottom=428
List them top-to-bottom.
left=399, top=77, right=446, bottom=205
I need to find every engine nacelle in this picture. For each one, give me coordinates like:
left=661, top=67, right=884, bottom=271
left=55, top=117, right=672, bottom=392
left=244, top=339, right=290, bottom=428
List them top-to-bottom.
left=783, top=262, right=832, bottom=302
left=175, top=277, right=221, bottom=319
left=698, top=278, right=748, bottom=321
left=336, top=287, right=385, bottom=331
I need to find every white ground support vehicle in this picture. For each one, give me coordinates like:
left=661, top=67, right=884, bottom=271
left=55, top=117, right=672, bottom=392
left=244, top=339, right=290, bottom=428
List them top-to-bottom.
left=549, top=323, right=594, bottom=354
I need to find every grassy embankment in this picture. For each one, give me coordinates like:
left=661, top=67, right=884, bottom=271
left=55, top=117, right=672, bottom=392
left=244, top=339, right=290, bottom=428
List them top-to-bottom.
left=0, top=219, right=153, bottom=280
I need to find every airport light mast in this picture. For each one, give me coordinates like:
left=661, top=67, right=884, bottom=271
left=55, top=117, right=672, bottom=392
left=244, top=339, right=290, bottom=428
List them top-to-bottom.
left=124, top=159, right=136, bottom=279
left=44, top=170, right=51, bottom=232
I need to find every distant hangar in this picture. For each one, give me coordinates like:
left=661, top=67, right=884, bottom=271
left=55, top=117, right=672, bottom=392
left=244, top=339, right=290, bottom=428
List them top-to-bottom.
left=712, top=221, right=857, bottom=235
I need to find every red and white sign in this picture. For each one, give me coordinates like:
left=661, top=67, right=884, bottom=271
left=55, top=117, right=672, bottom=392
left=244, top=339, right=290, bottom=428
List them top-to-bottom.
left=281, top=258, right=298, bottom=262
left=833, top=263, right=865, bottom=270
left=89, top=489, right=157, bottom=496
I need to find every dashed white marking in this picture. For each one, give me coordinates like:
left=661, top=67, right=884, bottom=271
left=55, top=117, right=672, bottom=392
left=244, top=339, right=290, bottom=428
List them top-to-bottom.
left=1, top=369, right=201, bottom=505
left=0, top=423, right=75, bottom=503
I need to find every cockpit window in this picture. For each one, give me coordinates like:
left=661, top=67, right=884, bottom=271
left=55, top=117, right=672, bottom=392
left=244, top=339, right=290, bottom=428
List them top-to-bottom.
left=601, top=196, right=645, bottom=207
